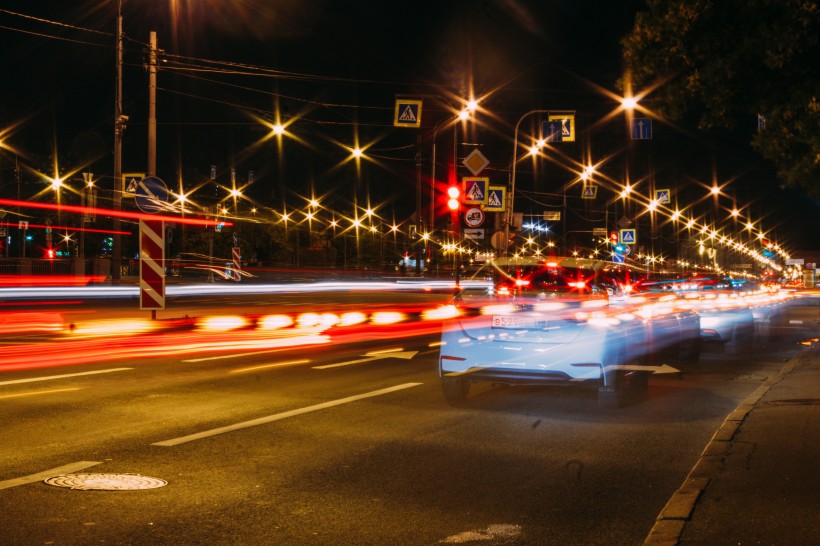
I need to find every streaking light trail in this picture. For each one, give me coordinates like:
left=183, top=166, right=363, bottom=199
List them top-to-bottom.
left=0, top=198, right=232, bottom=228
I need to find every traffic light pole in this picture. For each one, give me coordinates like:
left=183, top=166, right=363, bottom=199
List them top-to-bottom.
left=447, top=186, right=461, bottom=289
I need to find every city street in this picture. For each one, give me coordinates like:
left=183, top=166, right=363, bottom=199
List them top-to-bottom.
left=1, top=291, right=816, bottom=545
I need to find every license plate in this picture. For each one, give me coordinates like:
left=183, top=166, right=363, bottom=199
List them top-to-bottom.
left=492, top=315, right=547, bottom=329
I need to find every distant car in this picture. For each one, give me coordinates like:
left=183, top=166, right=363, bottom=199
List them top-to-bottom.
left=438, top=257, right=699, bottom=408
left=643, top=276, right=788, bottom=354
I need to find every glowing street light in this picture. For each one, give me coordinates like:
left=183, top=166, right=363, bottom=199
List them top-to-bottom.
left=622, top=96, right=638, bottom=110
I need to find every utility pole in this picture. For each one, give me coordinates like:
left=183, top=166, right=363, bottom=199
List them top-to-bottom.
left=112, top=0, right=125, bottom=282
left=148, top=31, right=157, bottom=177
left=415, top=134, right=422, bottom=275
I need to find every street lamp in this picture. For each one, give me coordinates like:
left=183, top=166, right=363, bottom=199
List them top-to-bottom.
left=506, top=110, right=551, bottom=257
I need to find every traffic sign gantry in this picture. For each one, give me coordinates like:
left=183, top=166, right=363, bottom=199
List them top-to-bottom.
left=135, top=176, right=169, bottom=214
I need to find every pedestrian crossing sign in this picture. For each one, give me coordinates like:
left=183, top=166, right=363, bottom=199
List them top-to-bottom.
left=394, top=99, right=423, bottom=128
left=547, top=113, right=575, bottom=142
left=123, top=172, right=145, bottom=197
left=463, top=177, right=489, bottom=205
left=581, top=184, right=598, bottom=199
left=484, top=185, right=506, bottom=212
left=655, top=189, right=670, bottom=204
left=619, top=228, right=637, bottom=245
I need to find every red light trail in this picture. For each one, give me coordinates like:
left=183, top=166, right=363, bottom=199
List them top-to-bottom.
left=0, top=199, right=233, bottom=228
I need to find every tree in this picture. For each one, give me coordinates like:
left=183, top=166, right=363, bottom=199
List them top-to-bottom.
left=621, top=0, right=820, bottom=195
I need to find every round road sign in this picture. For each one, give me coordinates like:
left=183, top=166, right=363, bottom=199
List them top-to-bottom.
left=135, top=176, right=169, bottom=214
left=464, top=207, right=485, bottom=227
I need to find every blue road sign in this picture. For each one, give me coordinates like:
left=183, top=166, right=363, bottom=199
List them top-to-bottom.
left=394, top=99, right=423, bottom=128
left=631, top=118, right=652, bottom=140
left=542, top=119, right=563, bottom=142
left=135, top=176, right=170, bottom=214
left=620, top=228, right=637, bottom=244
left=612, top=253, right=625, bottom=263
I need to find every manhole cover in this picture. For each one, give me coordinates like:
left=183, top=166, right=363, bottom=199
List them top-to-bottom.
left=44, top=473, right=167, bottom=491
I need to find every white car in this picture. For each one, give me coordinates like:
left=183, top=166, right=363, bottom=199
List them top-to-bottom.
left=438, top=258, right=699, bottom=408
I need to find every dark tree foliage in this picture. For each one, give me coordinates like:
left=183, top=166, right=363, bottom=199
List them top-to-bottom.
left=621, top=0, right=820, bottom=195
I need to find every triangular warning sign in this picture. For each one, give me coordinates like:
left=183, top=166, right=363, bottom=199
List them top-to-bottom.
left=394, top=99, right=422, bottom=128
left=398, top=105, right=417, bottom=122
left=126, top=178, right=139, bottom=193
left=467, top=183, right=484, bottom=202
left=582, top=185, right=597, bottom=199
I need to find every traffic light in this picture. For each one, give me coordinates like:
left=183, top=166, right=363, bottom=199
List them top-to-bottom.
left=447, top=185, right=460, bottom=211
left=609, top=231, right=618, bottom=245
left=46, top=248, right=55, bottom=259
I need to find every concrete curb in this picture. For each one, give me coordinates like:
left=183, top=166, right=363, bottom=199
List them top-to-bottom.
left=643, top=351, right=803, bottom=545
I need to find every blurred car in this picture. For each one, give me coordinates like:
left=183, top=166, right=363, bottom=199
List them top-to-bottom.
left=438, top=257, right=697, bottom=408
left=642, top=275, right=788, bottom=354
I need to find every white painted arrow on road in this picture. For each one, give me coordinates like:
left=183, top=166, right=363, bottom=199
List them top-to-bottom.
left=312, top=350, right=418, bottom=370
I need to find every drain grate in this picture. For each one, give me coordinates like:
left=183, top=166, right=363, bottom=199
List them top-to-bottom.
left=44, top=473, right=167, bottom=491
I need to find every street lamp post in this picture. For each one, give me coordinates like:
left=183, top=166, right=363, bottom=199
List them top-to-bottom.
left=506, top=110, right=551, bottom=257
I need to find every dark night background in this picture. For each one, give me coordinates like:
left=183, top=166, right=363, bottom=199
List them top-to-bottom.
left=1, top=0, right=818, bottom=256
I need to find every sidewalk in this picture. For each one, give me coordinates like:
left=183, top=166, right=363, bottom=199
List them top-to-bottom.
left=646, top=340, right=820, bottom=545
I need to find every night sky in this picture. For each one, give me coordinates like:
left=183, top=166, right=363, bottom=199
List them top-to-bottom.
left=1, top=1, right=818, bottom=252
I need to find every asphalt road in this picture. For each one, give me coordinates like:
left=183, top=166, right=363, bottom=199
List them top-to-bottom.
left=0, top=294, right=816, bottom=545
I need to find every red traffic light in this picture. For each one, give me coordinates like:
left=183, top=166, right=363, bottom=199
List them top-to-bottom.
left=447, top=186, right=460, bottom=211
left=46, top=248, right=55, bottom=259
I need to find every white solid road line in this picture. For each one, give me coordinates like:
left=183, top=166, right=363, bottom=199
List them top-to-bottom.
left=312, top=350, right=418, bottom=369
left=0, top=368, right=133, bottom=386
left=152, top=382, right=423, bottom=447
left=0, top=461, right=102, bottom=490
